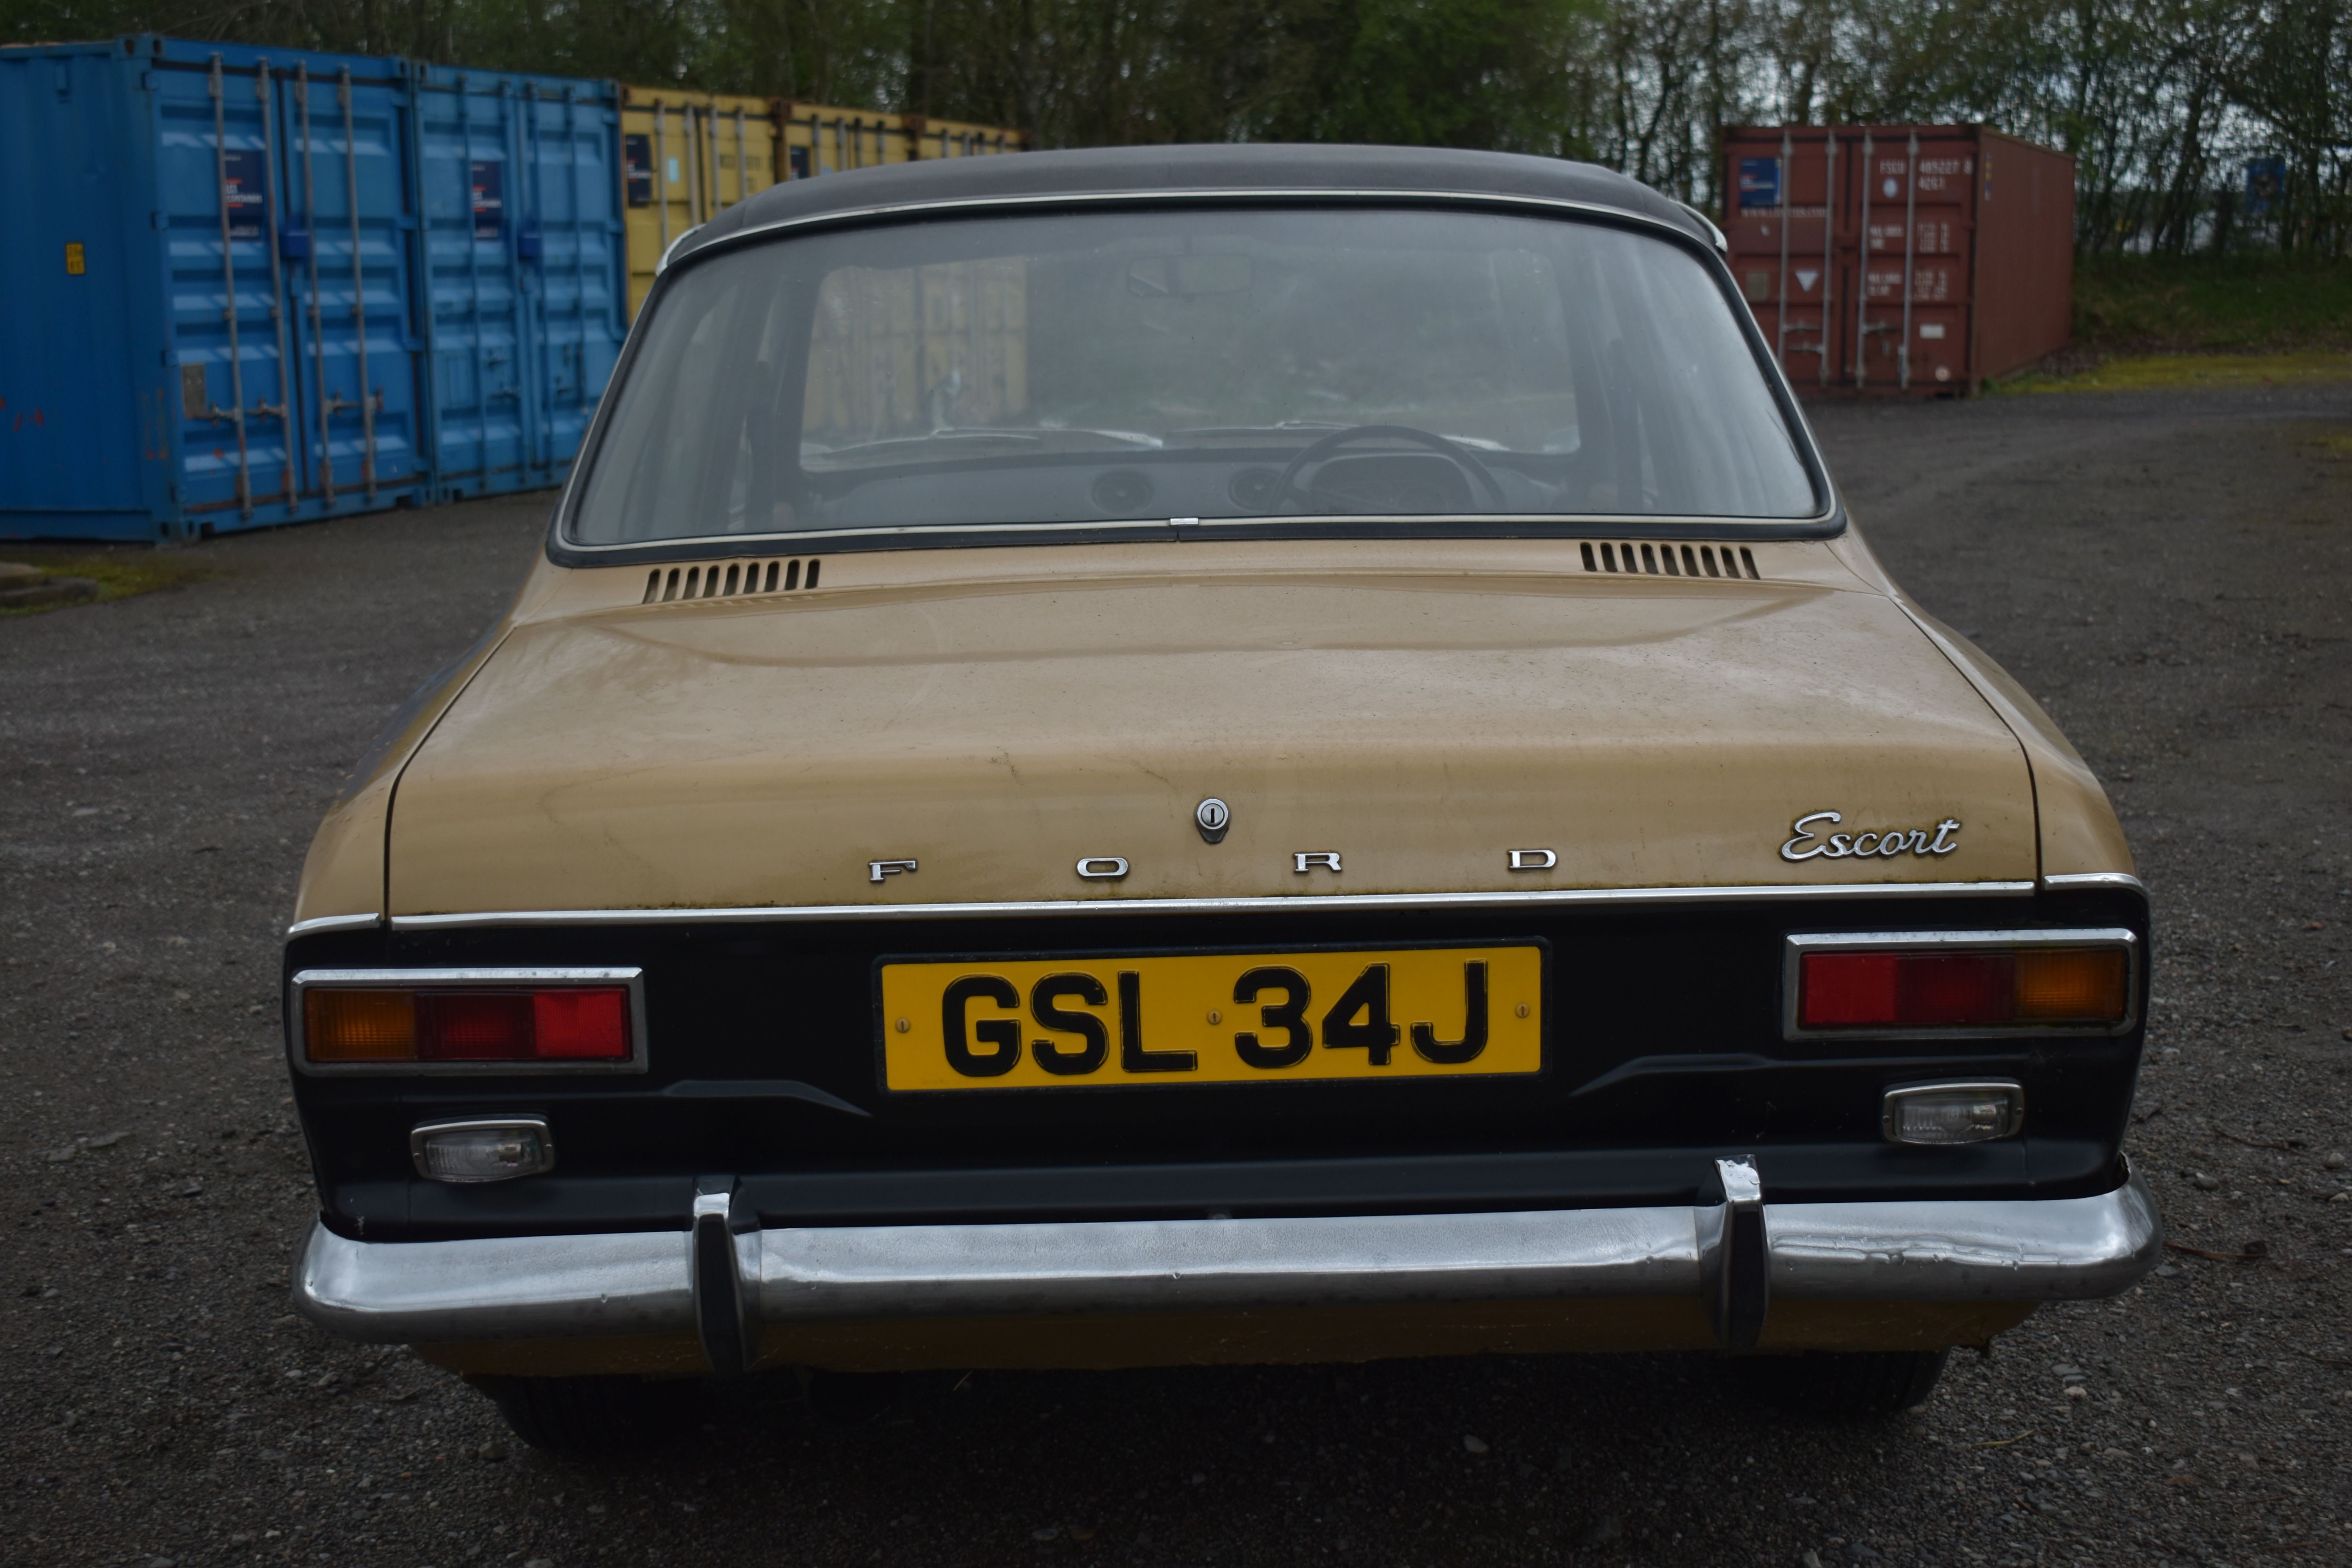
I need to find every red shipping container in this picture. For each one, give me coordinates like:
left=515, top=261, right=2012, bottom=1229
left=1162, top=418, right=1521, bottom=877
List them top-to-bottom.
left=1719, top=124, right=2074, bottom=395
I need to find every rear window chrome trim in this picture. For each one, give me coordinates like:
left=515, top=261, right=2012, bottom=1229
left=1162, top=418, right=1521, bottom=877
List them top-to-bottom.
left=556, top=187, right=1838, bottom=567
left=547, top=510, right=1847, bottom=570
left=387, top=880, right=2039, bottom=933
left=1781, top=929, right=2141, bottom=1042
left=287, top=967, right=650, bottom=1078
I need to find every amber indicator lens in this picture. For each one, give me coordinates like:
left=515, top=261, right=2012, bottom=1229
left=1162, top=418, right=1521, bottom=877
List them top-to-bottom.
left=1801, top=948, right=2127, bottom=1030
left=2014, top=948, right=2129, bottom=1022
left=305, top=987, right=630, bottom=1063
left=304, top=989, right=417, bottom=1060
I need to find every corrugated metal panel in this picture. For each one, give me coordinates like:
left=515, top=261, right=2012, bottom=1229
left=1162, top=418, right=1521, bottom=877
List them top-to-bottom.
left=0, top=34, right=431, bottom=540
left=410, top=65, right=626, bottom=501
left=616, top=88, right=1025, bottom=319
left=1720, top=123, right=2074, bottom=396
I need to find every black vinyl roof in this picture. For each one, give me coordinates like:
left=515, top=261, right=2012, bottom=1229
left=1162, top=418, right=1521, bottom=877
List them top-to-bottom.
left=669, top=142, right=1705, bottom=267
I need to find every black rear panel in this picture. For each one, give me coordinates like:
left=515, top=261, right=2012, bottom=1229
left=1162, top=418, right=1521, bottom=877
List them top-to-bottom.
left=285, top=886, right=2146, bottom=1240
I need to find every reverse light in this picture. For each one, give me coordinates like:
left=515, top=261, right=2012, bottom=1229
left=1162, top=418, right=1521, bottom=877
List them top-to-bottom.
left=1786, top=932, right=2134, bottom=1036
left=292, top=969, right=644, bottom=1073
left=1882, top=1081, right=2024, bottom=1145
left=411, top=1118, right=556, bottom=1182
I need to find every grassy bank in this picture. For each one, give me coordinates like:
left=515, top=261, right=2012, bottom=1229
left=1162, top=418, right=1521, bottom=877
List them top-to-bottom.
left=2072, top=254, right=2352, bottom=356
left=0, top=545, right=209, bottom=617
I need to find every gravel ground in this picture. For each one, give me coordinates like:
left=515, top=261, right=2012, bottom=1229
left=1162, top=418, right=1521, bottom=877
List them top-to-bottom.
left=3, top=383, right=2348, bottom=1568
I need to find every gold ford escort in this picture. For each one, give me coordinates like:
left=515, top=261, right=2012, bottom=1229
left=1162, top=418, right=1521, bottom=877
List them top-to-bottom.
left=283, top=144, right=2160, bottom=1450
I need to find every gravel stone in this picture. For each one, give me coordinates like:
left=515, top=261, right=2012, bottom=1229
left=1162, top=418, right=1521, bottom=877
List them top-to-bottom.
left=2, top=384, right=2348, bottom=1566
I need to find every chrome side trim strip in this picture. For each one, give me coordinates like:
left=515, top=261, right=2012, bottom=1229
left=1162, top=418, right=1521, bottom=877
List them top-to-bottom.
left=2041, top=872, right=2147, bottom=895
left=389, top=880, right=2039, bottom=931
left=287, top=913, right=382, bottom=937
left=292, top=1174, right=2161, bottom=1346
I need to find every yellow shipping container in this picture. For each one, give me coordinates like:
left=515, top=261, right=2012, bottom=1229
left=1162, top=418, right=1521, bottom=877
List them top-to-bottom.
left=617, top=87, right=1026, bottom=318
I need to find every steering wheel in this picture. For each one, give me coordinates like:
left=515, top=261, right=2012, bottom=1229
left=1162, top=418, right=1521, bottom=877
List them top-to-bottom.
left=1269, top=424, right=1510, bottom=512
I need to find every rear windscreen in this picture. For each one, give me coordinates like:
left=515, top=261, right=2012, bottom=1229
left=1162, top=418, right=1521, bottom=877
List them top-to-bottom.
left=568, top=207, right=1820, bottom=546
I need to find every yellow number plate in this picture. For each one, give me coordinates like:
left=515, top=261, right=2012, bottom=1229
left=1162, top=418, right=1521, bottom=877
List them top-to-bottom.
left=879, top=945, right=1543, bottom=1091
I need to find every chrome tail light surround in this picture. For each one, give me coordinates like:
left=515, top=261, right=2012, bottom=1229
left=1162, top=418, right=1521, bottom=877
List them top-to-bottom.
left=1781, top=929, right=2139, bottom=1041
left=287, top=967, right=649, bottom=1076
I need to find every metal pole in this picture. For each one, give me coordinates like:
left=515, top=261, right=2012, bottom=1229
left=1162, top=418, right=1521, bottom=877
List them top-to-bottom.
left=209, top=55, right=254, bottom=519
left=255, top=60, right=296, bottom=510
left=298, top=63, right=334, bottom=503
left=340, top=67, right=376, bottom=501
left=652, top=105, right=671, bottom=249
left=685, top=105, right=703, bottom=227
left=734, top=106, right=749, bottom=201
left=1775, top=129, right=1791, bottom=374
left=1855, top=131, right=1873, bottom=389
left=1820, top=132, right=1836, bottom=387
left=1900, top=132, right=1919, bottom=390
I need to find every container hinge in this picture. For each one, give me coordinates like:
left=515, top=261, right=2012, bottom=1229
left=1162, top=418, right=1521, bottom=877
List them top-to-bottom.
left=1702, top=1155, right=1769, bottom=1352
left=691, top=1177, right=757, bottom=1376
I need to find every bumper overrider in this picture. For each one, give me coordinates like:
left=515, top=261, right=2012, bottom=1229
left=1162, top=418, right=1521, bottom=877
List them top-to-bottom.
left=292, top=1160, right=2163, bottom=1373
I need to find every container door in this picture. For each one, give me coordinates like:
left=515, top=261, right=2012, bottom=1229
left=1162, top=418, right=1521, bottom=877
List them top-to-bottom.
left=152, top=53, right=305, bottom=528
left=274, top=60, right=427, bottom=514
left=414, top=74, right=528, bottom=498
left=515, top=82, right=625, bottom=480
left=1722, top=133, right=1842, bottom=389
left=1856, top=133, right=1977, bottom=390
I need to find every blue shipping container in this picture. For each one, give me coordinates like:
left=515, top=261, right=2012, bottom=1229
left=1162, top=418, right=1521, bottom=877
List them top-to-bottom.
left=0, top=35, right=434, bottom=539
left=410, top=64, right=627, bottom=501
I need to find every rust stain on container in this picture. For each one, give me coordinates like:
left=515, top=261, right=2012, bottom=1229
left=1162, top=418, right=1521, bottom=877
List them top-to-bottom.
left=1720, top=123, right=2075, bottom=396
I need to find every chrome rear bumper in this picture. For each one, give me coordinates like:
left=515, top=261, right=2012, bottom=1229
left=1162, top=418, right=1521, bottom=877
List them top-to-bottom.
left=294, top=1168, right=2161, bottom=1365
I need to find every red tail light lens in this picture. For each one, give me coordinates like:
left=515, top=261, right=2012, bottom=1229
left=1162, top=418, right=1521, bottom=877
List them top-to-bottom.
left=1799, top=947, right=2127, bottom=1031
left=305, top=985, right=632, bottom=1064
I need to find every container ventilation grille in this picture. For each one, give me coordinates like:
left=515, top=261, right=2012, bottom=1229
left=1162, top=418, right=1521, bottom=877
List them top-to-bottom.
left=1579, top=542, right=1760, bottom=580
left=641, top=558, right=822, bottom=605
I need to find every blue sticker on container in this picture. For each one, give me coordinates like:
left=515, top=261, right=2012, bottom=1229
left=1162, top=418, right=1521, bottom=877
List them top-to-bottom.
left=221, top=147, right=270, bottom=240
left=1738, top=156, right=1782, bottom=211
left=470, top=159, right=505, bottom=241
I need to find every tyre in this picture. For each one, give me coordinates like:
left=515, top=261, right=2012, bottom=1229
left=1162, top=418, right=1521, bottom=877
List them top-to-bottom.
left=1744, top=1349, right=1950, bottom=1417
left=468, top=1374, right=699, bottom=1454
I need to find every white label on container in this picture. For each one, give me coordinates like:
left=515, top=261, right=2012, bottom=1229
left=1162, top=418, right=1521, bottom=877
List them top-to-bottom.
left=1794, top=268, right=1820, bottom=293
left=1919, top=323, right=1946, bottom=339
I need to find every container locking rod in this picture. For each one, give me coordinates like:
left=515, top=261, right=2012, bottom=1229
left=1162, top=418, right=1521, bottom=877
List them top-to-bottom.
left=210, top=55, right=254, bottom=520
left=298, top=63, right=335, bottom=505
left=339, top=68, right=377, bottom=503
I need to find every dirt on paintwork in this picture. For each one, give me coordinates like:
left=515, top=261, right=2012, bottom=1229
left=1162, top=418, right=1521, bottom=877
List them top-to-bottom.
left=2, top=387, right=2348, bottom=1568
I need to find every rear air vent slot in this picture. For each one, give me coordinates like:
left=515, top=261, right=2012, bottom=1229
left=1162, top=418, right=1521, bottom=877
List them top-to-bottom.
left=1578, top=542, right=1759, bottom=580
left=641, top=558, right=822, bottom=605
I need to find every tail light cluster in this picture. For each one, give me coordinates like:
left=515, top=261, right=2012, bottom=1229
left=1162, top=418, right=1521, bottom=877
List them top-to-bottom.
left=1788, top=931, right=2135, bottom=1036
left=291, top=969, right=645, bottom=1073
